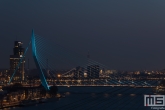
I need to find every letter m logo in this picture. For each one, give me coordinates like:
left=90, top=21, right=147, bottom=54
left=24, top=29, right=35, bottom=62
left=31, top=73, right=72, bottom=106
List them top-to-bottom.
left=144, top=95, right=165, bottom=106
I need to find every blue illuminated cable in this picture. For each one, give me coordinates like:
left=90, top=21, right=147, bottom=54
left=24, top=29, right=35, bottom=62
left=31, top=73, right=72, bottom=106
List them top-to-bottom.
left=32, top=30, right=49, bottom=90
left=34, top=34, right=150, bottom=87
left=35, top=34, right=108, bottom=68
left=35, top=35, right=86, bottom=65
left=35, top=36, right=85, bottom=67
left=35, top=39, right=109, bottom=79
left=35, top=42, right=106, bottom=84
left=36, top=45, right=106, bottom=74
left=37, top=53, right=76, bottom=85
left=37, top=54, right=105, bottom=85
left=36, top=56, right=60, bottom=86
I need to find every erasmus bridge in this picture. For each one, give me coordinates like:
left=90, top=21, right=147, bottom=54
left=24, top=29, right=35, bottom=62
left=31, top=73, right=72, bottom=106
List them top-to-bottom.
left=8, top=30, right=158, bottom=90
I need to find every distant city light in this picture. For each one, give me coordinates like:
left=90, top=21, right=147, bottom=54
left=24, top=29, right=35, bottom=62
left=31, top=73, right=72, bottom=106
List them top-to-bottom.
left=58, top=74, right=61, bottom=78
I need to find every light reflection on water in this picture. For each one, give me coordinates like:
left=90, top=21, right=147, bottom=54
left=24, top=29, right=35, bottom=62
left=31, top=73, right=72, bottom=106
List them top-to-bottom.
left=7, top=87, right=152, bottom=110
left=65, top=92, right=70, bottom=95
left=103, top=93, right=109, bottom=98
left=118, top=94, right=122, bottom=96
left=130, top=94, right=136, bottom=96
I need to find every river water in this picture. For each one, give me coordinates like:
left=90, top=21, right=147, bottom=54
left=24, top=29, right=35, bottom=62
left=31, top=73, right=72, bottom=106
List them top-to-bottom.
left=3, top=86, right=154, bottom=110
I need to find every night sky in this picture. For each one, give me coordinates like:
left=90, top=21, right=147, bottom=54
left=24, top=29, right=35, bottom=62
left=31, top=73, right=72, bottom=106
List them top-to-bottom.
left=0, top=0, right=165, bottom=70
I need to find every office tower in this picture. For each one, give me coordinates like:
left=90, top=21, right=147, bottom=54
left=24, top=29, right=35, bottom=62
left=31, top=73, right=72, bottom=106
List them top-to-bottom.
left=10, top=41, right=25, bottom=81
left=87, top=65, right=100, bottom=79
left=74, top=66, right=84, bottom=78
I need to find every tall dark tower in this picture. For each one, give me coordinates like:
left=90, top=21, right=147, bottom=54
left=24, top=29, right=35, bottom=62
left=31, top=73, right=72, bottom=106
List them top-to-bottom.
left=10, top=41, right=25, bottom=82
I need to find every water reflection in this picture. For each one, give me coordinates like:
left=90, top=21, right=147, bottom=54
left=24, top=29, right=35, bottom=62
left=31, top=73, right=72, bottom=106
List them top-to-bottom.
left=6, top=87, right=153, bottom=110
left=65, top=92, right=70, bottom=95
left=103, top=93, right=109, bottom=98
left=118, top=94, right=122, bottom=96
left=130, top=94, right=136, bottom=96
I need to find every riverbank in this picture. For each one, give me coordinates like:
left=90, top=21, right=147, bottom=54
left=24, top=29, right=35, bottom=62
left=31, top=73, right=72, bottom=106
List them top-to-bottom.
left=6, top=87, right=153, bottom=110
left=0, top=97, right=61, bottom=109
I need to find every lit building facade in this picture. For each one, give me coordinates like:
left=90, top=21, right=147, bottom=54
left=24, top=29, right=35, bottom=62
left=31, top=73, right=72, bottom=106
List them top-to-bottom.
left=10, top=41, right=25, bottom=82
left=87, top=65, right=100, bottom=79
left=74, top=66, right=84, bottom=78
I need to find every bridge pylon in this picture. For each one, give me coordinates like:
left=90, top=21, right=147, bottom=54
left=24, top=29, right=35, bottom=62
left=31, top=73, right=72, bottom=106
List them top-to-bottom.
left=31, top=29, right=50, bottom=91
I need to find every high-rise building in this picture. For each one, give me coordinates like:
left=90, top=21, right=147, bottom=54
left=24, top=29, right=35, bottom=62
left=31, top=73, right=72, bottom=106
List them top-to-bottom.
left=10, top=41, right=25, bottom=81
left=87, top=65, right=100, bottom=79
left=74, top=66, right=84, bottom=78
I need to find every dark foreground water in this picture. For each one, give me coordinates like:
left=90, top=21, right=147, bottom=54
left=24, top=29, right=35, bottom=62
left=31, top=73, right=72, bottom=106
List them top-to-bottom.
left=3, top=86, right=154, bottom=110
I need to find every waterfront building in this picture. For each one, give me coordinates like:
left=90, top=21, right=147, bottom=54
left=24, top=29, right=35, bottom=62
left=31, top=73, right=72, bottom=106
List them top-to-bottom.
left=9, top=41, right=25, bottom=82
left=87, top=65, right=100, bottom=78
left=74, top=66, right=84, bottom=78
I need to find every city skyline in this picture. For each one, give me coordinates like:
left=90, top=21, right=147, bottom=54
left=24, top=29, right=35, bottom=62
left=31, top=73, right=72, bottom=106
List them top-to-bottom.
left=0, top=1, right=165, bottom=110
left=1, top=1, right=165, bottom=70
left=2, top=39, right=165, bottom=72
